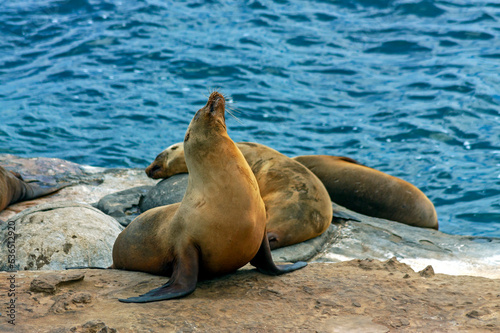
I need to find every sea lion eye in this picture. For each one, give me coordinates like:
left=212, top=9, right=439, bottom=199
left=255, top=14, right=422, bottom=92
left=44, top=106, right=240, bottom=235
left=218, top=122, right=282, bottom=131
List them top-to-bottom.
left=184, top=132, right=190, bottom=142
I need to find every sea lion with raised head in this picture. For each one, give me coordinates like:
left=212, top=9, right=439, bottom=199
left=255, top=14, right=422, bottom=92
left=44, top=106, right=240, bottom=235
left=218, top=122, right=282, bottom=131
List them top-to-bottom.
left=113, top=92, right=306, bottom=303
left=145, top=142, right=333, bottom=250
left=292, top=155, right=438, bottom=229
left=0, top=166, right=63, bottom=212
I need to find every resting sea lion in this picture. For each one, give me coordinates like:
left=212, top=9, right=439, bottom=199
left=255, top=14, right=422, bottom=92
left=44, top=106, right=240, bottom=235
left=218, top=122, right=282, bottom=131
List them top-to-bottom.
left=113, top=92, right=306, bottom=303
left=145, top=142, right=333, bottom=249
left=292, top=155, right=438, bottom=229
left=0, top=166, right=63, bottom=212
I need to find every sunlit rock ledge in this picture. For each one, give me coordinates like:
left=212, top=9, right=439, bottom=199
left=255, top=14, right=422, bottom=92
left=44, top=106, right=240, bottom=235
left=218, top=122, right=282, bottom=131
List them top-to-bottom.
left=1, top=154, right=499, bottom=279
left=274, top=203, right=500, bottom=279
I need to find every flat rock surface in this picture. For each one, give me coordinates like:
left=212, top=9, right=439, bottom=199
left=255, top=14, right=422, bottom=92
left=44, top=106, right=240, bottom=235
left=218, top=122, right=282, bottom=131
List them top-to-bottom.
left=1, top=259, right=499, bottom=332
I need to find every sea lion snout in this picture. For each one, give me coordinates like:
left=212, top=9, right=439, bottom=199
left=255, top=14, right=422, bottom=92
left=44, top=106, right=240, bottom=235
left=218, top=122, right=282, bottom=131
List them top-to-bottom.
left=208, top=91, right=224, bottom=104
left=192, top=92, right=226, bottom=125
left=207, top=92, right=225, bottom=114
left=145, top=164, right=161, bottom=179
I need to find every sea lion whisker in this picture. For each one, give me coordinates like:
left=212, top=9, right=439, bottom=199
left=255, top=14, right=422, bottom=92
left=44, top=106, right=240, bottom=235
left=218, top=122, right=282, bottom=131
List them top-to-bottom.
left=226, top=105, right=242, bottom=114
left=225, top=108, right=244, bottom=125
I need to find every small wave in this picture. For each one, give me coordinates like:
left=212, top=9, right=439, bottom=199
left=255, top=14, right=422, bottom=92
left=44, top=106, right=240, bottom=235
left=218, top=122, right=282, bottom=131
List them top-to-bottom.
left=365, top=40, right=431, bottom=54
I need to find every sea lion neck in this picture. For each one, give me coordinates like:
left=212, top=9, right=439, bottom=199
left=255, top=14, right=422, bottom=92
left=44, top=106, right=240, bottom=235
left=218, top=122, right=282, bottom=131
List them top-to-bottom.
left=184, top=134, right=234, bottom=177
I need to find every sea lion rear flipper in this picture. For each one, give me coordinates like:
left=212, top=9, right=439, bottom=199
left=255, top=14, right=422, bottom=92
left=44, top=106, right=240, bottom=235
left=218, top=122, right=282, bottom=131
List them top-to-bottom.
left=25, top=182, right=70, bottom=199
left=250, top=232, right=307, bottom=276
left=118, top=244, right=199, bottom=303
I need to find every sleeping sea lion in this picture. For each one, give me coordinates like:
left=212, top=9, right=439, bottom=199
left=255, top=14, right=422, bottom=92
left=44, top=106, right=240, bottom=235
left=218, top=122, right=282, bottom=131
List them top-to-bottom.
left=292, top=155, right=438, bottom=229
left=0, top=166, right=63, bottom=212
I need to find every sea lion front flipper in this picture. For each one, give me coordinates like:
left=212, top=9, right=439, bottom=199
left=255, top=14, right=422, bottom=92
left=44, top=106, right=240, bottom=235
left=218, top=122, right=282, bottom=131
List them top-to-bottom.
left=250, top=232, right=307, bottom=276
left=118, top=244, right=199, bottom=303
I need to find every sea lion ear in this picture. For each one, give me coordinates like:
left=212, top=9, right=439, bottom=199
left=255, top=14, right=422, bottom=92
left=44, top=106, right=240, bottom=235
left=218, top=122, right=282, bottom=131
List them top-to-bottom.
left=154, top=152, right=164, bottom=161
left=338, top=156, right=362, bottom=165
left=10, top=171, right=23, bottom=180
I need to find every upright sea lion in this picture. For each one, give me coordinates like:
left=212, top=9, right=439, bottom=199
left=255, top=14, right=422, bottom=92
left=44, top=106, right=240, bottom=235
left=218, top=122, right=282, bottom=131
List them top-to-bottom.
left=113, top=92, right=306, bottom=303
left=145, top=142, right=333, bottom=250
left=292, top=155, right=438, bottom=229
left=0, top=166, right=63, bottom=212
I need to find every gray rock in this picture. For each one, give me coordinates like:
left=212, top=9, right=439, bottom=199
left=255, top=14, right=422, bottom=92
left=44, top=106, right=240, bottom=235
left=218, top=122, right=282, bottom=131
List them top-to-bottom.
left=139, top=174, right=188, bottom=212
left=95, top=185, right=153, bottom=226
left=0, top=202, right=123, bottom=271
left=310, top=202, right=500, bottom=278
left=272, top=223, right=337, bottom=262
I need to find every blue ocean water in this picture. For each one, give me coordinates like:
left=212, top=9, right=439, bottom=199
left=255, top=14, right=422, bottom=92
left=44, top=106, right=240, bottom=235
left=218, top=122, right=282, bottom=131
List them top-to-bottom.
left=0, top=0, right=499, bottom=237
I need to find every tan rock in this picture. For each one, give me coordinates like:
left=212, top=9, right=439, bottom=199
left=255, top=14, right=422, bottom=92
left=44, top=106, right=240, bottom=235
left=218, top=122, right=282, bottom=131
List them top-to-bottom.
left=0, top=260, right=498, bottom=332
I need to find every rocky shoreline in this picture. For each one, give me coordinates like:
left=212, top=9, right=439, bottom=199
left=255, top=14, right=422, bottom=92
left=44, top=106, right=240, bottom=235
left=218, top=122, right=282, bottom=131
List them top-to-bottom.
left=1, top=155, right=499, bottom=332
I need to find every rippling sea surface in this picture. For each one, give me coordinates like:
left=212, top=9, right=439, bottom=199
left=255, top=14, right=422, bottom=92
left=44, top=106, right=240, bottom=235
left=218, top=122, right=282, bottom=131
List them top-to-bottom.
left=1, top=0, right=499, bottom=237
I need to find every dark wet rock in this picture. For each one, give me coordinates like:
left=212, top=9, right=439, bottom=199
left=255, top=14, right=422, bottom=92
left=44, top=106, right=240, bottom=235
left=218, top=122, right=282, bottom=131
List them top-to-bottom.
left=138, top=174, right=188, bottom=212
left=95, top=185, right=153, bottom=226
left=0, top=202, right=122, bottom=271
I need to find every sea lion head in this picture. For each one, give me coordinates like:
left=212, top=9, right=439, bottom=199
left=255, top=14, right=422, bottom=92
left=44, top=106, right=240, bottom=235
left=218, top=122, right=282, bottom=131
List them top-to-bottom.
left=184, top=91, right=227, bottom=146
left=145, top=143, right=186, bottom=179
